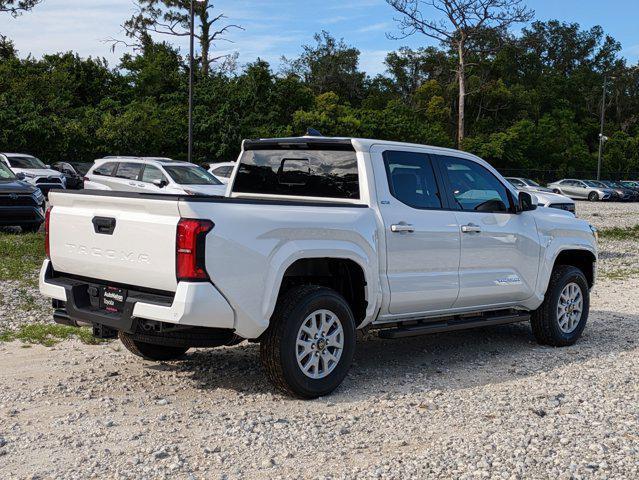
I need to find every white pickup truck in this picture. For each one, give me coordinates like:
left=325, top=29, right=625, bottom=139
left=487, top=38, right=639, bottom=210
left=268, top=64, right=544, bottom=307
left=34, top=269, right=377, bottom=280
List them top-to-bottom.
left=40, top=137, right=598, bottom=398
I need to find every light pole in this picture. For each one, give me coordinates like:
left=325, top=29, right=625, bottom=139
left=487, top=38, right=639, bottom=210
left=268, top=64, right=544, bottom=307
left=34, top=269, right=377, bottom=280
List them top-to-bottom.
left=187, top=0, right=199, bottom=163
left=597, top=76, right=614, bottom=180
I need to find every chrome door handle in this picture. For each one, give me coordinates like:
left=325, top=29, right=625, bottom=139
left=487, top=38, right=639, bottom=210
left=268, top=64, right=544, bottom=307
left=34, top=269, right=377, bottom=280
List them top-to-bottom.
left=128, top=181, right=136, bottom=186
left=461, top=223, right=481, bottom=234
left=391, top=224, right=415, bottom=233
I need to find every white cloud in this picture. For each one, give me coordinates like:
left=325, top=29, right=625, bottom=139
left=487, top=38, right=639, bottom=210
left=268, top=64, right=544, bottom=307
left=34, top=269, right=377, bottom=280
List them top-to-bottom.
left=357, top=22, right=392, bottom=33
left=358, top=49, right=389, bottom=76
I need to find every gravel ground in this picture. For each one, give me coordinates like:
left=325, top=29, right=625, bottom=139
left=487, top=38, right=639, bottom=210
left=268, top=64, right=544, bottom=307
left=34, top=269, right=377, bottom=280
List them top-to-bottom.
left=0, top=202, right=638, bottom=479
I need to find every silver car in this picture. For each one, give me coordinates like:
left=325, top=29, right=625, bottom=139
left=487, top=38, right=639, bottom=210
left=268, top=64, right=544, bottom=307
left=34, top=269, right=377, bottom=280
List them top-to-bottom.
left=506, top=178, right=576, bottom=214
left=547, top=179, right=614, bottom=202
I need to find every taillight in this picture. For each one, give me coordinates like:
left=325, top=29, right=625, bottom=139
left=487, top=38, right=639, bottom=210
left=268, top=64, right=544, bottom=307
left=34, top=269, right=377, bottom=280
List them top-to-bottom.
left=44, top=206, right=52, bottom=259
left=176, top=219, right=214, bottom=281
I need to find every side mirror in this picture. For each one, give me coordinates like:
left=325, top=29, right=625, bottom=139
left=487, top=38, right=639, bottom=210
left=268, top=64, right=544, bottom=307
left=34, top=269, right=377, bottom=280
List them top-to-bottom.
left=45, top=165, right=51, bottom=169
left=16, top=172, right=26, bottom=180
left=153, top=179, right=168, bottom=188
left=518, top=191, right=537, bottom=213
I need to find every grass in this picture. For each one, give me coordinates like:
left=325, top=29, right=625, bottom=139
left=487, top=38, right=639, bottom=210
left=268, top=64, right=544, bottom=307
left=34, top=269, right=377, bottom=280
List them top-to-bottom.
left=598, top=225, right=639, bottom=241
left=0, top=232, right=45, bottom=285
left=599, top=268, right=639, bottom=281
left=0, top=323, right=105, bottom=347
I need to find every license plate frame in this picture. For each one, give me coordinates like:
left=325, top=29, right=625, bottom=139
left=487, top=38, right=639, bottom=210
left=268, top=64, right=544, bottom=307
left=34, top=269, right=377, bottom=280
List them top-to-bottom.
left=101, top=286, right=128, bottom=314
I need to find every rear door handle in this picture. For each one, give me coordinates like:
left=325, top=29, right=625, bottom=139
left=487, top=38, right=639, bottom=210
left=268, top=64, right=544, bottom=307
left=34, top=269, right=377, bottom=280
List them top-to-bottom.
left=461, top=223, right=481, bottom=234
left=391, top=224, right=415, bottom=233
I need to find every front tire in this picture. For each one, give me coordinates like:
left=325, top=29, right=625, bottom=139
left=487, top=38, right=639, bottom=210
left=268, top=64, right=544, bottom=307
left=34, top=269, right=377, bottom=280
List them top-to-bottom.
left=588, top=191, right=599, bottom=202
left=531, top=265, right=590, bottom=347
left=260, top=285, right=356, bottom=399
left=119, top=332, right=189, bottom=361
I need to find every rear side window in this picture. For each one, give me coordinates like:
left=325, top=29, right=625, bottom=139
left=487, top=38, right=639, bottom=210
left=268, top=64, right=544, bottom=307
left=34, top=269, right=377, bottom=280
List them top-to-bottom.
left=234, top=150, right=360, bottom=199
left=383, top=151, right=441, bottom=209
left=93, top=162, right=117, bottom=176
left=114, top=163, right=142, bottom=180
left=213, top=166, right=233, bottom=178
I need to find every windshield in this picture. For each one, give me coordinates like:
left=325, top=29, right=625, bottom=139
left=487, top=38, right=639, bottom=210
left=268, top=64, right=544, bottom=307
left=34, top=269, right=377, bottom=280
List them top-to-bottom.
left=7, top=155, right=47, bottom=169
left=0, top=161, right=16, bottom=180
left=163, top=165, right=222, bottom=185
left=523, top=179, right=540, bottom=187
left=584, top=181, right=604, bottom=188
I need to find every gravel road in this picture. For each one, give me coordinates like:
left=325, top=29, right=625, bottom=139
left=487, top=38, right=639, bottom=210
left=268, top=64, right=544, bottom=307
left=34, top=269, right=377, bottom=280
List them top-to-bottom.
left=1, top=202, right=638, bottom=479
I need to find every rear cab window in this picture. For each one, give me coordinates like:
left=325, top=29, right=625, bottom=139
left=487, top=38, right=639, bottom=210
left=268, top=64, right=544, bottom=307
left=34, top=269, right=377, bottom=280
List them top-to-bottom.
left=233, top=142, right=360, bottom=200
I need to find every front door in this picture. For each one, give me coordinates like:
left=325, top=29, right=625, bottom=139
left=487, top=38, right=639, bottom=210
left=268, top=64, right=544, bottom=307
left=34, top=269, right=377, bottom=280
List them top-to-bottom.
left=374, top=147, right=461, bottom=315
left=435, top=155, right=540, bottom=309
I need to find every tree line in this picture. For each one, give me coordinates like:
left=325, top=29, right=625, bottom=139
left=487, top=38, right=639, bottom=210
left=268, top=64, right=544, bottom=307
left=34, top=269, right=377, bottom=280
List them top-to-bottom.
left=0, top=0, right=638, bottom=180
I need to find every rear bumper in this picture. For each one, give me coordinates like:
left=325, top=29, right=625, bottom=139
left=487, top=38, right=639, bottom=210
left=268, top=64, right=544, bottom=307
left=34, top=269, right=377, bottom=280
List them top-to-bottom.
left=39, top=260, right=235, bottom=332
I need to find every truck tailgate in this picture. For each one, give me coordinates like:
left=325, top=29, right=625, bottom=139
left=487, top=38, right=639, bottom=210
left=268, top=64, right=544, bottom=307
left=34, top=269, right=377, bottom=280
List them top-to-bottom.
left=49, top=192, right=180, bottom=292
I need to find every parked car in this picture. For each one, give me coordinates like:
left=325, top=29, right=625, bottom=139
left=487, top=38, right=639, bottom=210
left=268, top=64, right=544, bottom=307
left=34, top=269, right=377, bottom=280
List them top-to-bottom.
left=41, top=136, right=597, bottom=398
left=0, top=153, right=66, bottom=196
left=84, top=157, right=226, bottom=196
left=0, top=159, right=46, bottom=232
left=52, top=162, right=84, bottom=190
left=208, top=162, right=235, bottom=184
left=506, top=178, right=576, bottom=214
left=547, top=179, right=614, bottom=201
left=597, top=180, right=639, bottom=201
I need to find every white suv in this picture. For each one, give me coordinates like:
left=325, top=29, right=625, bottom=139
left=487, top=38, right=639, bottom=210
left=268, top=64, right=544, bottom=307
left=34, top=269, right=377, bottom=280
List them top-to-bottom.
left=0, top=153, right=66, bottom=195
left=84, top=157, right=226, bottom=196
left=208, top=162, right=235, bottom=184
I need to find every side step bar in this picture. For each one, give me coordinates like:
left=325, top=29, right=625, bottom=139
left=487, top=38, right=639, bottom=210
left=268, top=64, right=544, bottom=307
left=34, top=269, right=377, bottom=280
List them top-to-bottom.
left=378, top=311, right=530, bottom=339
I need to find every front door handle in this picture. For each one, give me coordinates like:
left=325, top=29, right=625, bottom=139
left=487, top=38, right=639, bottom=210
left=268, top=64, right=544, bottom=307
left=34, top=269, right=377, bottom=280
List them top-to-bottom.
left=391, top=223, right=415, bottom=233
left=461, top=223, right=481, bottom=234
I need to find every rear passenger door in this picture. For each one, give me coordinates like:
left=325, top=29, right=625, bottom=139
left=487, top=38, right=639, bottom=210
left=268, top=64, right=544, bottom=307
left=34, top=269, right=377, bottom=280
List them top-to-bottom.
left=374, top=147, right=461, bottom=315
left=435, top=155, right=540, bottom=309
left=111, top=162, right=143, bottom=192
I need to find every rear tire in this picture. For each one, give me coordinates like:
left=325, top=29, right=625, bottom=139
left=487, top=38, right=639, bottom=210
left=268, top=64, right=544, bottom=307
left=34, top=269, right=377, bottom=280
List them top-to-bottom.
left=588, top=191, right=599, bottom=202
left=531, top=265, right=589, bottom=347
left=260, top=285, right=356, bottom=399
left=119, top=331, right=189, bottom=361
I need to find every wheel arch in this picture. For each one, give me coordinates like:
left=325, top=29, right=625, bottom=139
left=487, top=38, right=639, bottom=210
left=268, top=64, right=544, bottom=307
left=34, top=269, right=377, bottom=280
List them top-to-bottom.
left=552, top=248, right=596, bottom=288
left=264, top=249, right=379, bottom=330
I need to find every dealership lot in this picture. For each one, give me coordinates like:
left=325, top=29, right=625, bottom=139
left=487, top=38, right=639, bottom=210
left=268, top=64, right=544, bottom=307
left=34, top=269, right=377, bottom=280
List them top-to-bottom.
left=0, top=201, right=638, bottom=479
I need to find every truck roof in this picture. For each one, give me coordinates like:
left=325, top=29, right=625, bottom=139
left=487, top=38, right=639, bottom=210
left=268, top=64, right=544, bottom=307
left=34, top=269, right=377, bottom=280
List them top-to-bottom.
left=243, top=136, right=479, bottom=159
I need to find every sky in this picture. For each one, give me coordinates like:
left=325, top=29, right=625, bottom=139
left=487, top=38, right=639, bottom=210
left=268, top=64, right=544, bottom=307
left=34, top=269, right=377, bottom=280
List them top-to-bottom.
left=1, top=0, right=638, bottom=75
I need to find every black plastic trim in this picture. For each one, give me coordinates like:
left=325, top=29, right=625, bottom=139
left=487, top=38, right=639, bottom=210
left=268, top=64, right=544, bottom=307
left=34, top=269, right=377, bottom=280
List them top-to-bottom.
left=244, top=137, right=355, bottom=151
left=378, top=311, right=530, bottom=339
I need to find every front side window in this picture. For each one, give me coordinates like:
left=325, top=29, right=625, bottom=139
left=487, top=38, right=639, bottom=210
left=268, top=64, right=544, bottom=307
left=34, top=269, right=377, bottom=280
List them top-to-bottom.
left=234, top=149, right=360, bottom=199
left=383, top=151, right=441, bottom=209
left=7, top=155, right=47, bottom=169
left=438, top=156, right=511, bottom=213
left=0, top=161, right=16, bottom=180
left=93, top=162, right=117, bottom=176
left=114, top=163, right=142, bottom=180
left=141, top=165, right=167, bottom=184
left=163, top=165, right=221, bottom=185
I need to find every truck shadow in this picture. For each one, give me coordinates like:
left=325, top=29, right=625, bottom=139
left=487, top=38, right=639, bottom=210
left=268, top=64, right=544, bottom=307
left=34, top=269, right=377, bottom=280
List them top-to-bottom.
left=162, top=309, right=638, bottom=400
